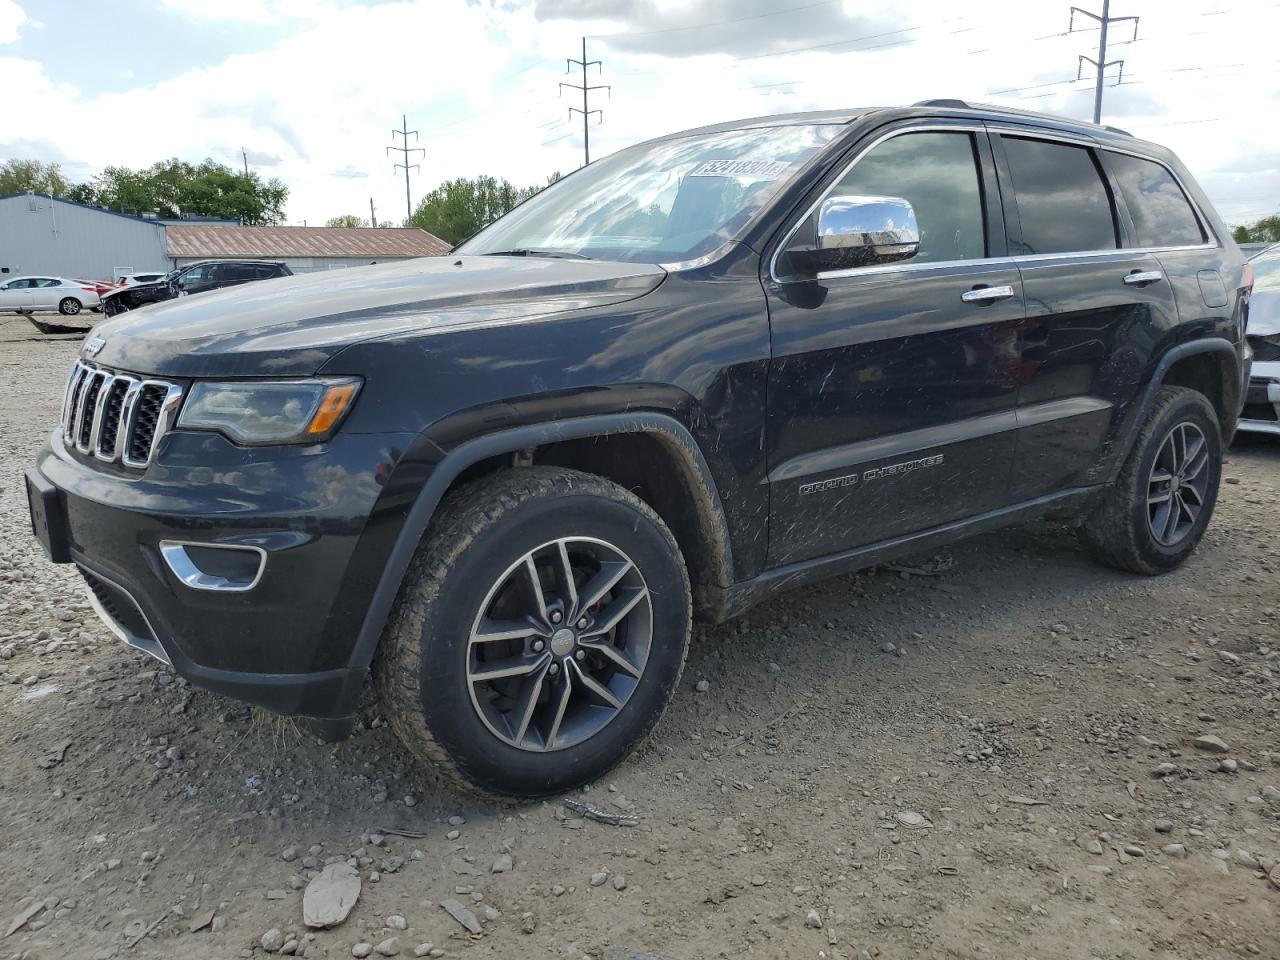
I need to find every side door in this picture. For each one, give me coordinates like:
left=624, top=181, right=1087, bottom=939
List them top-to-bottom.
left=763, top=124, right=1026, bottom=567
left=990, top=130, right=1181, bottom=501
left=177, top=263, right=218, bottom=296
left=218, top=263, right=257, bottom=289
left=0, top=278, right=34, bottom=310
left=32, top=278, right=62, bottom=309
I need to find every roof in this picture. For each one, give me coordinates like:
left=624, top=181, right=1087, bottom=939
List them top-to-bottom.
left=0, top=192, right=166, bottom=226
left=165, top=224, right=450, bottom=260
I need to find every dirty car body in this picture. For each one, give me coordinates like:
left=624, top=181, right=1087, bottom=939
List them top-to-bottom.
left=26, top=101, right=1250, bottom=794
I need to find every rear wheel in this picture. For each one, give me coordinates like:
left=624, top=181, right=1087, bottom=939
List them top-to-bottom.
left=58, top=297, right=82, bottom=316
left=1081, top=386, right=1221, bottom=574
left=376, top=467, right=691, bottom=797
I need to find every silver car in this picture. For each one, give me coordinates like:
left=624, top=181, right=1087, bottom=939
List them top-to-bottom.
left=1242, top=244, right=1280, bottom=436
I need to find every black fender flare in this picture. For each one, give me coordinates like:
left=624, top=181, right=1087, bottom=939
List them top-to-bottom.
left=1108, top=337, right=1240, bottom=481
left=331, top=411, right=733, bottom=716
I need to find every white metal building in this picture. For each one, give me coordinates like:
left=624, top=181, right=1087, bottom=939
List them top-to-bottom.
left=0, top=192, right=450, bottom=282
left=0, top=193, right=169, bottom=282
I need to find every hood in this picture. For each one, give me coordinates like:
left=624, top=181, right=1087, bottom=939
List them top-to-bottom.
left=89, top=256, right=667, bottom=377
left=103, top=280, right=168, bottom=299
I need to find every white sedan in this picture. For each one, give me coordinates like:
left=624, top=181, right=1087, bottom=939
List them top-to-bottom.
left=0, top=276, right=101, bottom=316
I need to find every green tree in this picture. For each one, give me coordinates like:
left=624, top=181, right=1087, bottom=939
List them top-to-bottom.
left=0, top=159, right=71, bottom=196
left=76, top=159, right=288, bottom=224
left=409, top=173, right=561, bottom=244
left=326, top=214, right=365, bottom=228
left=1234, top=214, right=1280, bottom=244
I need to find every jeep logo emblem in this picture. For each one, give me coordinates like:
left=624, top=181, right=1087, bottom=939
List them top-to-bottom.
left=84, top=335, right=106, bottom=357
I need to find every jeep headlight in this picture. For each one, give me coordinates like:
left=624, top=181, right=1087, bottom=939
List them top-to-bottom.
left=177, top=378, right=361, bottom=445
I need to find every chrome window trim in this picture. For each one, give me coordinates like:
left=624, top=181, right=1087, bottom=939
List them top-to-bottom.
left=770, top=121, right=1220, bottom=286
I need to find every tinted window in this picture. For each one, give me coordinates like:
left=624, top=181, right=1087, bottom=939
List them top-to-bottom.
left=787, top=132, right=986, bottom=267
left=1003, top=137, right=1116, bottom=254
left=1106, top=152, right=1204, bottom=248
left=222, top=264, right=258, bottom=281
left=180, top=265, right=214, bottom=285
left=254, top=265, right=281, bottom=279
left=35, top=278, right=60, bottom=287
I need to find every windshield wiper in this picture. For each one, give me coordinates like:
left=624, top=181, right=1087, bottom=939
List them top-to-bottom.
left=481, top=248, right=592, bottom=261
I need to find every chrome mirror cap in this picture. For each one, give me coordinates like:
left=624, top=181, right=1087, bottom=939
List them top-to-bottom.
left=816, top=194, right=920, bottom=261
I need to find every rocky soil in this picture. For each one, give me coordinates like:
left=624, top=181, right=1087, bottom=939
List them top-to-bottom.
left=1, top=315, right=1278, bottom=960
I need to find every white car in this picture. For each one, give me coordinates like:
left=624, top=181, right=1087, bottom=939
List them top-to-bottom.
left=1241, top=244, right=1280, bottom=436
left=118, top=272, right=168, bottom=286
left=0, top=275, right=101, bottom=316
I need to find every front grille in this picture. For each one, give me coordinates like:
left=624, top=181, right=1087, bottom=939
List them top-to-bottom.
left=61, top=361, right=182, bottom=469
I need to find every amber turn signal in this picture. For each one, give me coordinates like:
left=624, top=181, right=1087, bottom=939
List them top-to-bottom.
left=305, top=382, right=360, bottom=437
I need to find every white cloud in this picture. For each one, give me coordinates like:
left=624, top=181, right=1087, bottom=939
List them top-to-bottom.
left=0, top=0, right=29, bottom=43
left=2, top=0, right=1278, bottom=226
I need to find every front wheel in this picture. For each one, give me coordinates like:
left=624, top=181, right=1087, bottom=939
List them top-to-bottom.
left=58, top=297, right=82, bottom=316
left=1081, top=386, right=1222, bottom=574
left=376, top=467, right=691, bottom=797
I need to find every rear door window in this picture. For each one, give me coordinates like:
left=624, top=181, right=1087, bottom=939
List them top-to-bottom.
left=1002, top=137, right=1117, bottom=254
left=1105, top=152, right=1205, bottom=248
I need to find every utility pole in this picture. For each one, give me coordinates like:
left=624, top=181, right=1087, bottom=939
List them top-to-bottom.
left=1069, top=0, right=1139, bottom=124
left=560, top=37, right=610, bottom=166
left=387, top=114, right=424, bottom=221
left=241, top=147, right=249, bottom=177
left=369, top=197, right=377, bottom=228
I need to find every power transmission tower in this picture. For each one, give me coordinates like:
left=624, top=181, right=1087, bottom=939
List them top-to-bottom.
left=1069, top=0, right=1139, bottom=124
left=560, top=37, right=610, bottom=166
left=387, top=114, right=425, bottom=221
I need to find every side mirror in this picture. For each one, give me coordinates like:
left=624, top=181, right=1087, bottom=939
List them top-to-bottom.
left=786, top=195, right=920, bottom=277
left=175, top=280, right=185, bottom=290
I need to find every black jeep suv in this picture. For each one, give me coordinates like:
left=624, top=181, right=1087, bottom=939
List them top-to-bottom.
left=26, top=101, right=1251, bottom=797
left=100, top=259, right=291, bottom=316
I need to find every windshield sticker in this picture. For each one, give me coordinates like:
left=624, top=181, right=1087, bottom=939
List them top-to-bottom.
left=687, top=159, right=791, bottom=179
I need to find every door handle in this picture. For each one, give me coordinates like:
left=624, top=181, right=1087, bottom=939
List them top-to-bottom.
left=1123, top=270, right=1163, bottom=286
left=961, top=284, right=1015, bottom=304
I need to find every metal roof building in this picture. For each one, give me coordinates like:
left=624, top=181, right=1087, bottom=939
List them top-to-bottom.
left=0, top=192, right=449, bottom=281
left=166, top=224, right=451, bottom=272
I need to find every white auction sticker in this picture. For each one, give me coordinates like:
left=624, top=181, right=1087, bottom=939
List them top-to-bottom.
left=687, top=159, right=791, bottom=179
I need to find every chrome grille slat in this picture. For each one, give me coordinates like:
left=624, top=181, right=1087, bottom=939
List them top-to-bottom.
left=59, top=361, right=182, bottom=470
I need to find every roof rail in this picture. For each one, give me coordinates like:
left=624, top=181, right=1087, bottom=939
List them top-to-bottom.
left=910, top=99, right=1135, bottom=137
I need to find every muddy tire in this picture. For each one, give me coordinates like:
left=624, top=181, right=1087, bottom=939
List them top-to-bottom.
left=1081, top=386, right=1221, bottom=575
left=375, top=466, right=691, bottom=798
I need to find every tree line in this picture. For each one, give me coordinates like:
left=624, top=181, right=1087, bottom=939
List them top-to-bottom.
left=1, top=157, right=288, bottom=225
left=326, top=173, right=562, bottom=243
left=1232, top=214, right=1280, bottom=245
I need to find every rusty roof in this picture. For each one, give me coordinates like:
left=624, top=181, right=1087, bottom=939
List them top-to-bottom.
left=165, top=224, right=450, bottom=260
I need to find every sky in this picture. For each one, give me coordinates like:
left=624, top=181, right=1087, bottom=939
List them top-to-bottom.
left=1, top=0, right=1277, bottom=228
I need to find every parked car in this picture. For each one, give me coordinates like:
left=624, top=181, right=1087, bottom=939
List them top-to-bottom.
left=26, top=101, right=1249, bottom=798
left=1239, top=243, right=1280, bottom=435
left=100, top=259, right=291, bottom=316
left=117, top=273, right=168, bottom=287
left=0, top=275, right=100, bottom=316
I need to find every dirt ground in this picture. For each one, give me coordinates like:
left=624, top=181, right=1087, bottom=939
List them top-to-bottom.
left=2, top=315, right=1278, bottom=960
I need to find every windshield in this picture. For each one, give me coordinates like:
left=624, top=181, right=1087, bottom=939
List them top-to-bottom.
left=457, top=123, right=843, bottom=264
left=1253, top=247, right=1280, bottom=287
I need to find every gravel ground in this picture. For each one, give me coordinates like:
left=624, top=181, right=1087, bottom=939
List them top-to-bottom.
left=2, top=315, right=1278, bottom=960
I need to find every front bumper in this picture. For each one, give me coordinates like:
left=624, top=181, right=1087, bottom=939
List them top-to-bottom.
left=1238, top=359, right=1280, bottom=436
left=30, top=424, right=418, bottom=721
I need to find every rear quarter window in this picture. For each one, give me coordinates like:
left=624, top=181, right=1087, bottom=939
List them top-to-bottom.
left=1105, top=152, right=1205, bottom=248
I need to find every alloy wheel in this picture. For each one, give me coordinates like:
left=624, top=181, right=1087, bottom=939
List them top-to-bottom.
left=1146, top=421, right=1210, bottom=547
left=466, top=536, right=653, bottom=752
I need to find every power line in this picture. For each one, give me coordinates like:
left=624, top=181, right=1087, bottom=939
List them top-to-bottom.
left=1069, top=0, right=1139, bottom=123
left=560, top=37, right=610, bottom=167
left=387, top=114, right=424, bottom=222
